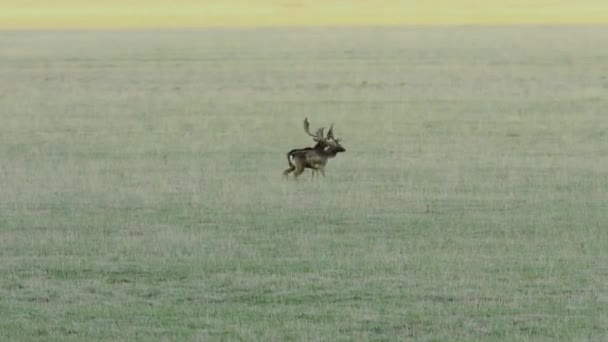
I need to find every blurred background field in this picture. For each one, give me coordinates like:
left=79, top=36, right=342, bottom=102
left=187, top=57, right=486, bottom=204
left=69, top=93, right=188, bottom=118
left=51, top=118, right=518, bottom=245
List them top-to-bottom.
left=1, top=0, right=608, bottom=29
left=0, top=28, right=607, bottom=340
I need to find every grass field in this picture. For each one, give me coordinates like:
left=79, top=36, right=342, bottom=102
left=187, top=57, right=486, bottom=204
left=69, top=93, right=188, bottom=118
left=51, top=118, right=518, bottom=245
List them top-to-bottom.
left=0, top=27, right=607, bottom=340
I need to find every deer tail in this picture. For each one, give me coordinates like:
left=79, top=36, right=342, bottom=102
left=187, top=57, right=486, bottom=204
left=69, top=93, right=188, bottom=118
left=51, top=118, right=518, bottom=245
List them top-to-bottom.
left=286, top=149, right=296, bottom=166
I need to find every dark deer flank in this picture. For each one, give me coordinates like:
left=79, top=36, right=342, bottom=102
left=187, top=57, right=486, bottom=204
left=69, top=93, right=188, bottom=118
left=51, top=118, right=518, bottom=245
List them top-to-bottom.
left=283, top=118, right=346, bottom=179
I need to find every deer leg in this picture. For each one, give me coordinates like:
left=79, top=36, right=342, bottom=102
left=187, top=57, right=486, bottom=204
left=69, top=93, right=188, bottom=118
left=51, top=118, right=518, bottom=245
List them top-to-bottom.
left=293, top=164, right=305, bottom=180
left=283, top=165, right=295, bottom=178
left=318, top=166, right=326, bottom=177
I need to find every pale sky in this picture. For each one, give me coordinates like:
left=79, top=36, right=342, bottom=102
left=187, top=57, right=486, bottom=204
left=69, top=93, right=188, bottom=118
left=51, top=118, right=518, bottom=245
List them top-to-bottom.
left=1, top=0, right=607, bottom=29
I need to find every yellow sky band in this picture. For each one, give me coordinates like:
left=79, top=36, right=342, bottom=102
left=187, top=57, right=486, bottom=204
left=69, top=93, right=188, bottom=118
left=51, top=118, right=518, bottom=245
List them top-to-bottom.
left=1, top=1, right=607, bottom=29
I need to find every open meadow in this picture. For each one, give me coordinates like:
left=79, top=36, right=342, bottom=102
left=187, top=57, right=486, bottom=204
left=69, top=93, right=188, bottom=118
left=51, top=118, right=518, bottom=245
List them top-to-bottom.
left=0, top=27, right=607, bottom=340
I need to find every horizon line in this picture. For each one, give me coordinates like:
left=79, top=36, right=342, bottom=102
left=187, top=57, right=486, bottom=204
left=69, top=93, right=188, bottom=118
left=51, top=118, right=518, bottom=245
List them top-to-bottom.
left=2, top=23, right=608, bottom=32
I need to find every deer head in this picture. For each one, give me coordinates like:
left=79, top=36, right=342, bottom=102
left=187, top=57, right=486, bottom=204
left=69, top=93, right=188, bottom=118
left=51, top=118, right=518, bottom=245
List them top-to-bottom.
left=303, top=118, right=345, bottom=152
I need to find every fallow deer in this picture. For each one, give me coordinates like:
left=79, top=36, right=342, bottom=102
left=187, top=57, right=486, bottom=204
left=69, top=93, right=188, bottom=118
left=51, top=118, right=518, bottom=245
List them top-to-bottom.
left=283, top=118, right=345, bottom=179
left=284, top=118, right=330, bottom=176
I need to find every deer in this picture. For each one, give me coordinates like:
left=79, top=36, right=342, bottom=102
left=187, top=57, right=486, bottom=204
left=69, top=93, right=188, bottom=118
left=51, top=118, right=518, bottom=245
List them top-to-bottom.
left=283, top=118, right=345, bottom=179
left=284, top=118, right=332, bottom=177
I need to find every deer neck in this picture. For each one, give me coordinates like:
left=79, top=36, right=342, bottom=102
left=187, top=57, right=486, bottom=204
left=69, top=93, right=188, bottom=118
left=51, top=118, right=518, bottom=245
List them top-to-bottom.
left=313, top=141, right=326, bottom=151
left=323, top=148, right=339, bottom=158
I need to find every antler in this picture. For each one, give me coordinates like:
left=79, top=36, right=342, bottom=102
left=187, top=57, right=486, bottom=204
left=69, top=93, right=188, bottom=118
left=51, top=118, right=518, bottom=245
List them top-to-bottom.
left=303, top=118, right=326, bottom=142
left=326, top=123, right=341, bottom=143
left=326, top=124, right=334, bottom=140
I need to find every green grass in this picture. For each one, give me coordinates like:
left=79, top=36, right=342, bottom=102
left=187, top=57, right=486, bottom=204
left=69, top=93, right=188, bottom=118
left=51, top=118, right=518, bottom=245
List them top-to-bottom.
left=0, top=27, right=607, bottom=341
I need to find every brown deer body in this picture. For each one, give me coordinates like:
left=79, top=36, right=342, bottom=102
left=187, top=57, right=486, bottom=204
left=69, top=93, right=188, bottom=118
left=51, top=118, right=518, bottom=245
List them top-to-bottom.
left=283, top=119, right=345, bottom=179
left=285, top=140, right=326, bottom=177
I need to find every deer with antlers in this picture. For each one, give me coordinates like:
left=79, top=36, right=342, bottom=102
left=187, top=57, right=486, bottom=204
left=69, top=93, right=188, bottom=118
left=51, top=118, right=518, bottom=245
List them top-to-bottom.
left=283, top=118, right=345, bottom=179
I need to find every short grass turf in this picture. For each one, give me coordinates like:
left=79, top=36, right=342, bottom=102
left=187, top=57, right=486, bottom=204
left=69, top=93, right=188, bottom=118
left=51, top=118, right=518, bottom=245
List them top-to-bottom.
left=0, top=27, right=607, bottom=340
